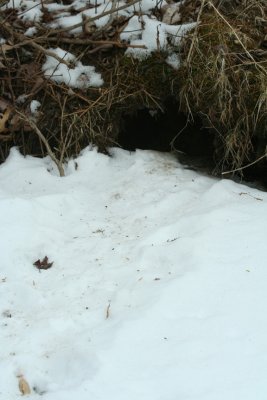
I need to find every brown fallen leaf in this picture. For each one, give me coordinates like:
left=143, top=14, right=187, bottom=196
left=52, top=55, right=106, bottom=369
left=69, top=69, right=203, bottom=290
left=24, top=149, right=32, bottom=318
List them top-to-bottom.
left=0, top=43, right=13, bottom=55
left=0, top=98, right=12, bottom=112
left=0, top=108, right=11, bottom=133
left=33, top=256, right=53, bottom=270
left=18, top=376, right=31, bottom=395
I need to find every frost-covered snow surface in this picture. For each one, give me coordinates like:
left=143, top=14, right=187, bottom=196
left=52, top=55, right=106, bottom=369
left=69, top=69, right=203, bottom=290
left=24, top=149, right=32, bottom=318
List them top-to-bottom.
left=1, top=147, right=267, bottom=399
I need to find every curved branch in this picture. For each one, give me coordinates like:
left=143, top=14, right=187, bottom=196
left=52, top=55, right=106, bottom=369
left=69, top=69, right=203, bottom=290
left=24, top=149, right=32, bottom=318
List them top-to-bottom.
left=16, top=110, right=65, bottom=177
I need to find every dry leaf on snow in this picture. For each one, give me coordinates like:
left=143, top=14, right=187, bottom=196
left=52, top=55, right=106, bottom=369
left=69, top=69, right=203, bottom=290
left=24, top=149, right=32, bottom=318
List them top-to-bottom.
left=33, top=256, right=53, bottom=270
left=18, top=376, right=31, bottom=395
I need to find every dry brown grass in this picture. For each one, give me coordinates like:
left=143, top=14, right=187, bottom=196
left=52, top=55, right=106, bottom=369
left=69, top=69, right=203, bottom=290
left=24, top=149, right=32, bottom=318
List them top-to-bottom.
left=177, top=0, right=267, bottom=175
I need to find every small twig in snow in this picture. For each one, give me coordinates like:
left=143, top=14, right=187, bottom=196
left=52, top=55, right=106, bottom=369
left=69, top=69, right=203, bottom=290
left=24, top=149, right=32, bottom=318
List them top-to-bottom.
left=106, top=302, right=111, bottom=319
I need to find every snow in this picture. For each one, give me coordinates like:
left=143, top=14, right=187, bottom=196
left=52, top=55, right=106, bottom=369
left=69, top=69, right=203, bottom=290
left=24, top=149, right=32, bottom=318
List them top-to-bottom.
left=2, top=0, right=197, bottom=89
left=16, top=0, right=43, bottom=22
left=83, top=3, right=113, bottom=28
left=119, top=12, right=196, bottom=58
left=51, top=14, right=83, bottom=34
left=124, top=16, right=196, bottom=58
left=24, top=27, right=37, bottom=37
left=42, top=48, right=103, bottom=89
left=166, top=52, right=180, bottom=69
left=30, top=100, right=41, bottom=116
left=1, top=146, right=267, bottom=399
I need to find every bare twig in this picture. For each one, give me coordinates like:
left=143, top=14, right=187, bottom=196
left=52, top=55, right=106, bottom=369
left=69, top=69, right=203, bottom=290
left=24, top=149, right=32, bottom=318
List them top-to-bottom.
left=47, top=0, right=141, bottom=36
left=107, top=0, right=118, bottom=25
left=2, top=22, right=72, bottom=66
left=6, top=32, right=146, bottom=52
left=36, top=36, right=147, bottom=49
left=29, top=41, right=72, bottom=66
left=15, top=110, right=65, bottom=177
left=0, top=134, right=13, bottom=141
left=222, top=149, right=267, bottom=175
left=106, top=302, right=111, bottom=319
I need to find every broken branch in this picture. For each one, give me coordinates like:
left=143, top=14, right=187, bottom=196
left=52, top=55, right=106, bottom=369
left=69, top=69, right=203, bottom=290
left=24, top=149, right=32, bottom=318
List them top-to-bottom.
left=15, top=110, right=65, bottom=177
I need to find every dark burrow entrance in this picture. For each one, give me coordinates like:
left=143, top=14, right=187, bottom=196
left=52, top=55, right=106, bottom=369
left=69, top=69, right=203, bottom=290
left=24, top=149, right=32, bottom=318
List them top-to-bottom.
left=117, top=98, right=216, bottom=173
left=117, top=98, right=267, bottom=190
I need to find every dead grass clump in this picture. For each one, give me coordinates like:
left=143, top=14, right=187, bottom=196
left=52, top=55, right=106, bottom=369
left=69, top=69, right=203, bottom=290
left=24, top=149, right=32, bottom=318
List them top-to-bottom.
left=177, top=0, right=267, bottom=175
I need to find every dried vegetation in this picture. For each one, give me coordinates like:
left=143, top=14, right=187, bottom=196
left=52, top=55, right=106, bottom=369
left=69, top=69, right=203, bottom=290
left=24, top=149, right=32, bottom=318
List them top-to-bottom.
left=0, top=0, right=267, bottom=178
left=0, top=0, right=179, bottom=175
left=177, top=0, right=267, bottom=176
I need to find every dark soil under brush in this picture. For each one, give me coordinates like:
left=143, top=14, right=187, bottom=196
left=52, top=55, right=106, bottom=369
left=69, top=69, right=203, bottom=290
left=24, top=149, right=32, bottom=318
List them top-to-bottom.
left=117, top=96, right=267, bottom=190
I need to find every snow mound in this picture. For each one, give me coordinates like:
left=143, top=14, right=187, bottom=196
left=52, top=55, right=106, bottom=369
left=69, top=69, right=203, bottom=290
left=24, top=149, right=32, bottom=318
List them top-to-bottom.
left=0, top=147, right=267, bottom=399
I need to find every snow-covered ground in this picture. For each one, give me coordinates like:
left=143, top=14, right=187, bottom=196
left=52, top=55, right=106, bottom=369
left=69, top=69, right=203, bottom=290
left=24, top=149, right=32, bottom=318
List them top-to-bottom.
left=1, top=147, right=267, bottom=399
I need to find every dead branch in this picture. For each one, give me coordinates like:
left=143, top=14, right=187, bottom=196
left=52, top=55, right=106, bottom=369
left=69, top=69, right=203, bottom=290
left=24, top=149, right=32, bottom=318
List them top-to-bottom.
left=47, top=0, right=142, bottom=36
left=2, top=22, right=72, bottom=66
left=3, top=27, right=146, bottom=55
left=36, top=36, right=147, bottom=49
left=28, top=41, right=72, bottom=66
left=15, top=110, right=65, bottom=177
left=0, top=134, right=13, bottom=141
left=222, top=149, right=267, bottom=175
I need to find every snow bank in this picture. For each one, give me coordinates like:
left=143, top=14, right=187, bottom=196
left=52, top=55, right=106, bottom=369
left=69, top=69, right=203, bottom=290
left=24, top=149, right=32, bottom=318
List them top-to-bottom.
left=0, top=147, right=267, bottom=399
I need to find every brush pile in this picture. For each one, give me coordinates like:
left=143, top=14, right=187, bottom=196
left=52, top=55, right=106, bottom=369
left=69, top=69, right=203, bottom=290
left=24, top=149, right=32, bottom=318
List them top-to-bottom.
left=0, top=0, right=266, bottom=178
left=0, top=0, right=194, bottom=174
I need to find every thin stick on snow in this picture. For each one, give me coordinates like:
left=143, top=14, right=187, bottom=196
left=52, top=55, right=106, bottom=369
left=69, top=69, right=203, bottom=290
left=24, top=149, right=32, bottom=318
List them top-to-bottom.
left=106, top=302, right=111, bottom=319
